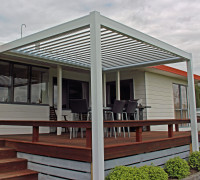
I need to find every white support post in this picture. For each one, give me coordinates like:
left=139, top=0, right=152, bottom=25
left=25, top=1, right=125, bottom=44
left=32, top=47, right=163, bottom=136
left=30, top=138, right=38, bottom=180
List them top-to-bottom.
left=90, top=11, right=104, bottom=180
left=187, top=57, right=199, bottom=151
left=57, top=65, right=62, bottom=135
left=48, top=68, right=53, bottom=107
left=116, top=71, right=120, bottom=100
left=103, top=73, right=107, bottom=107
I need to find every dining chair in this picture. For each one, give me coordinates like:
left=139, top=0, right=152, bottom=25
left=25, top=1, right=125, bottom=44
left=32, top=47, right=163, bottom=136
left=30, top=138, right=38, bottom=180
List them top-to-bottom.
left=70, top=99, right=90, bottom=138
left=105, top=100, right=126, bottom=138
left=123, top=100, right=138, bottom=137
left=49, top=106, right=69, bottom=133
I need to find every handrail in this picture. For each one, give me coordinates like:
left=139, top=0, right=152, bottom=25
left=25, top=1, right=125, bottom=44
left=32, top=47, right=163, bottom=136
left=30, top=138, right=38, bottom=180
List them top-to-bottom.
left=0, top=119, right=198, bottom=148
left=0, top=119, right=193, bottom=127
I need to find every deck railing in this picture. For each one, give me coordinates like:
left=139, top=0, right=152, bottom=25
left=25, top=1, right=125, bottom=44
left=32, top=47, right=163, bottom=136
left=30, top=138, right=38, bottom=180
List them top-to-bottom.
left=0, top=119, right=199, bottom=148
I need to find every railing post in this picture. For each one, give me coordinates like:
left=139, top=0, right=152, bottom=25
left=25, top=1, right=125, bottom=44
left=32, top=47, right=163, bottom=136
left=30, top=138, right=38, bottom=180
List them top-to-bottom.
left=168, top=124, right=173, bottom=138
left=175, top=124, right=179, bottom=132
left=32, top=126, right=39, bottom=142
left=146, top=126, right=151, bottom=131
left=86, top=127, right=92, bottom=148
left=136, top=127, right=142, bottom=142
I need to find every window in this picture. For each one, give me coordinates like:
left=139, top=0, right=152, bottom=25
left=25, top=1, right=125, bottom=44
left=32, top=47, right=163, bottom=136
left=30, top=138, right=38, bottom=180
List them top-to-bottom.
left=0, top=59, right=49, bottom=105
left=0, top=61, right=11, bottom=102
left=13, top=64, right=28, bottom=103
left=31, top=67, right=48, bottom=104
left=53, top=78, right=89, bottom=109
left=106, top=79, right=133, bottom=106
left=173, top=84, right=188, bottom=120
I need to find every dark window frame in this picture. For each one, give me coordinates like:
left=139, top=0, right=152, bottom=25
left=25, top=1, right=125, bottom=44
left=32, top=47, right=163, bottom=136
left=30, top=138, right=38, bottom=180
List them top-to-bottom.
left=0, top=59, right=49, bottom=105
left=53, top=77, right=89, bottom=110
left=106, top=79, right=134, bottom=106
left=173, top=83, right=189, bottom=119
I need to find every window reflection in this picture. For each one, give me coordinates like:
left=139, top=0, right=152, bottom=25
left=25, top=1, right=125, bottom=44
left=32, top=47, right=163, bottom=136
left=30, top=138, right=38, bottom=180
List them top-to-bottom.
left=0, top=59, right=49, bottom=105
left=0, top=61, right=11, bottom=102
left=13, top=64, right=28, bottom=103
left=31, top=67, right=48, bottom=104
left=53, top=78, right=89, bottom=109
left=106, top=79, right=133, bottom=106
left=173, top=84, right=188, bottom=121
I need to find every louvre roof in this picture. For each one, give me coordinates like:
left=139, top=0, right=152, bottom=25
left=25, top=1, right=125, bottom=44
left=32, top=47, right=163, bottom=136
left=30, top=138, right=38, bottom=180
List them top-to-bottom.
left=0, top=11, right=191, bottom=71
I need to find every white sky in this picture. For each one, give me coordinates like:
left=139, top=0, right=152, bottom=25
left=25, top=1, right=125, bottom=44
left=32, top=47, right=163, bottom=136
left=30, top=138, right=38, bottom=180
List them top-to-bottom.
left=0, top=0, right=200, bottom=74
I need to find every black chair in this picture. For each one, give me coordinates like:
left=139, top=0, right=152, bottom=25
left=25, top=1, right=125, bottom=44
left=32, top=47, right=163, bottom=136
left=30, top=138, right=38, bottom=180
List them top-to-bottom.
left=70, top=99, right=91, bottom=138
left=106, top=100, right=126, bottom=138
left=123, top=100, right=138, bottom=137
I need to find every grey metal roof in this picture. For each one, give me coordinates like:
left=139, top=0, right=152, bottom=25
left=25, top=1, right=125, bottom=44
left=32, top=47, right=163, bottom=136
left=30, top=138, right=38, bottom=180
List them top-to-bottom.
left=0, top=11, right=191, bottom=71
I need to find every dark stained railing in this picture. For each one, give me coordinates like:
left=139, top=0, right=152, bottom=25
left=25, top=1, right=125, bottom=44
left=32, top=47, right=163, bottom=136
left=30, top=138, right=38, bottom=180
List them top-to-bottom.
left=0, top=119, right=198, bottom=148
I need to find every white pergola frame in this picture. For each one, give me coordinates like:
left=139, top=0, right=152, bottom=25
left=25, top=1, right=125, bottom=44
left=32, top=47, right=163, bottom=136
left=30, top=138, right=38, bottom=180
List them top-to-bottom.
left=0, top=11, right=198, bottom=180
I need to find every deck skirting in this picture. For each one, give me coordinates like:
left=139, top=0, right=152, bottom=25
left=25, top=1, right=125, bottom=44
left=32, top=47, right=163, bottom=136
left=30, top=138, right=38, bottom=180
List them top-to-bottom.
left=17, top=144, right=191, bottom=179
left=105, top=144, right=190, bottom=175
left=17, top=152, right=91, bottom=180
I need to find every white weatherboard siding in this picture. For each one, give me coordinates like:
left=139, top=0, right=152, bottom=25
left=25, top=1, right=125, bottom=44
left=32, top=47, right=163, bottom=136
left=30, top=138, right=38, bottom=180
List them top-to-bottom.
left=145, top=71, right=187, bottom=131
left=0, top=104, right=49, bottom=134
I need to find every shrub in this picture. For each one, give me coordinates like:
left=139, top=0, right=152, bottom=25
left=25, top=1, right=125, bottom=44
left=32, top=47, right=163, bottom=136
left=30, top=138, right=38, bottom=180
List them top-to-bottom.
left=188, top=151, right=200, bottom=170
left=164, top=157, right=190, bottom=179
left=139, top=165, right=168, bottom=180
left=105, top=166, right=148, bottom=180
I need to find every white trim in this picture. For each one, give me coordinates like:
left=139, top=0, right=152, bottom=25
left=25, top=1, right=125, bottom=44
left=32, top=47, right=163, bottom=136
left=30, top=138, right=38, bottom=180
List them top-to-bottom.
left=57, top=65, right=62, bottom=135
left=116, top=71, right=120, bottom=100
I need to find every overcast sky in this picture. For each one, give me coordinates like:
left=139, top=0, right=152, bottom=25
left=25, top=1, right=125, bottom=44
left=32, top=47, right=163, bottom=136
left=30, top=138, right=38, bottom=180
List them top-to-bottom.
left=0, top=0, right=199, bottom=74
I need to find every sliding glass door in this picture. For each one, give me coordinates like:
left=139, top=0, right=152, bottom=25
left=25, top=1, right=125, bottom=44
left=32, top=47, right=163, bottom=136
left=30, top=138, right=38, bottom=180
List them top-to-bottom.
left=53, top=78, right=89, bottom=109
left=173, top=84, right=189, bottom=126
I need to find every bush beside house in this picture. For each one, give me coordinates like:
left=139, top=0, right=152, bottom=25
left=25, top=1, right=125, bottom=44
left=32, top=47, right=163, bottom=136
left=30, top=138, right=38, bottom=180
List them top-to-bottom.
left=106, top=153, right=200, bottom=180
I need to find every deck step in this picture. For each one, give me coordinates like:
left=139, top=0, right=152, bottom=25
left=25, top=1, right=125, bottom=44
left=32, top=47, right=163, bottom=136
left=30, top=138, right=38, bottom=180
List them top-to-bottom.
left=0, top=145, right=38, bottom=179
left=0, top=147, right=16, bottom=159
left=0, top=158, right=27, bottom=173
left=0, top=169, right=38, bottom=180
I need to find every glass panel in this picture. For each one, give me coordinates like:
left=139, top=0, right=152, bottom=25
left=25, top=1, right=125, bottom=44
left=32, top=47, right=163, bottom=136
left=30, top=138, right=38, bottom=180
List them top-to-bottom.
left=0, top=61, right=11, bottom=102
left=13, top=64, right=28, bottom=103
left=31, top=67, right=48, bottom=104
left=69, top=80, right=82, bottom=99
left=120, top=80, right=133, bottom=100
left=82, top=82, right=89, bottom=105
left=173, top=84, right=180, bottom=109
left=181, top=86, right=187, bottom=109
left=175, top=110, right=181, bottom=119
left=181, top=110, right=189, bottom=127
left=182, top=110, right=188, bottom=119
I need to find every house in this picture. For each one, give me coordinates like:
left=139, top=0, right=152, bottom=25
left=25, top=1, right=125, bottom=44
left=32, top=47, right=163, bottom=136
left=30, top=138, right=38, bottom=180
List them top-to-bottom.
left=0, top=11, right=199, bottom=179
left=0, top=61, right=199, bottom=134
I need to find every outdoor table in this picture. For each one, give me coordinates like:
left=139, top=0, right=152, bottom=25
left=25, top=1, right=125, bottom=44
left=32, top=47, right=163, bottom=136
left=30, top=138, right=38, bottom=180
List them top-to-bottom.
left=137, top=105, right=151, bottom=120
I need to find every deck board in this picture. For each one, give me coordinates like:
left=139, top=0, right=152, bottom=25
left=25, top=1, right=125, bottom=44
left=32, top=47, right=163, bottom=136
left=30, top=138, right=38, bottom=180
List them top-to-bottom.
left=0, top=131, right=193, bottom=162
left=0, top=131, right=191, bottom=147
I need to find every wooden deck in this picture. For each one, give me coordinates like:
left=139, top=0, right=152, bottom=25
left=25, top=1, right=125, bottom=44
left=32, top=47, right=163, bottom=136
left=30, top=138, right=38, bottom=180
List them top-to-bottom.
left=0, top=131, right=192, bottom=162
left=0, top=131, right=191, bottom=147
